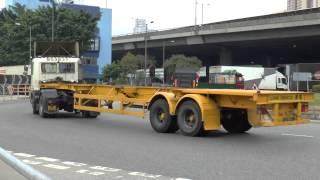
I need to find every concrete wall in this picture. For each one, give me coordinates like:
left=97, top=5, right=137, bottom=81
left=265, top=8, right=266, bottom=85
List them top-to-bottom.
left=0, top=65, right=29, bottom=75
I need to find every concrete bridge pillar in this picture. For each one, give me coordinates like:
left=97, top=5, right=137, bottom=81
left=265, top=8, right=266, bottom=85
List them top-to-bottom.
left=219, top=47, right=232, bottom=65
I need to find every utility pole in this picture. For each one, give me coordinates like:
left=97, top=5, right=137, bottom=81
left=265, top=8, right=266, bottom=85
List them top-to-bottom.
left=51, top=0, right=55, bottom=42
left=195, top=0, right=198, bottom=26
left=144, top=21, right=154, bottom=86
left=144, top=23, right=148, bottom=86
left=29, top=26, right=32, bottom=63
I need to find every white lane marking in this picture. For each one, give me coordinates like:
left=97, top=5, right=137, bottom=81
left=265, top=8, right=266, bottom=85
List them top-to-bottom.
left=281, top=133, right=314, bottom=138
left=10, top=151, right=190, bottom=179
left=14, top=153, right=35, bottom=158
left=36, top=157, right=60, bottom=162
left=23, top=159, right=43, bottom=165
left=62, top=161, right=87, bottom=167
left=43, top=164, right=71, bottom=170
left=90, top=166, right=121, bottom=172
left=76, top=169, right=89, bottom=174
left=76, top=169, right=105, bottom=176
left=88, top=172, right=105, bottom=176
left=128, top=172, right=162, bottom=178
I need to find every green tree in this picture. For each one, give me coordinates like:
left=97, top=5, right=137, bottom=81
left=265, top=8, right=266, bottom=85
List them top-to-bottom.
left=0, top=3, right=100, bottom=66
left=103, top=52, right=159, bottom=84
left=119, top=52, right=140, bottom=75
left=164, top=54, right=202, bottom=75
left=165, top=54, right=202, bottom=68
left=102, top=62, right=122, bottom=82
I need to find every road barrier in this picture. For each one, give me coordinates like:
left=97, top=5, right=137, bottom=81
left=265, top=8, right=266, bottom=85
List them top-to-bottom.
left=0, top=84, right=30, bottom=102
left=0, top=147, right=51, bottom=180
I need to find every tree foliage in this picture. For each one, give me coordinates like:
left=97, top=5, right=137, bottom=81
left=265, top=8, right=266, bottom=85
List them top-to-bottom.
left=0, top=3, right=100, bottom=66
left=103, top=52, right=157, bottom=84
left=164, top=54, right=202, bottom=76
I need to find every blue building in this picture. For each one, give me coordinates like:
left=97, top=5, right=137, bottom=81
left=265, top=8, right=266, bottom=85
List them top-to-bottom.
left=5, top=0, right=112, bottom=78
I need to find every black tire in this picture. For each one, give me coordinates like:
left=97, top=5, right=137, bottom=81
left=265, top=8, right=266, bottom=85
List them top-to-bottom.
left=39, top=96, right=48, bottom=118
left=149, top=99, right=178, bottom=133
left=32, top=100, right=39, bottom=114
left=177, top=100, right=205, bottom=137
left=221, top=109, right=252, bottom=133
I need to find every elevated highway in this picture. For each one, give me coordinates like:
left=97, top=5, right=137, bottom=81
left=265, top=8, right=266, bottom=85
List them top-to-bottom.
left=113, top=8, right=320, bottom=66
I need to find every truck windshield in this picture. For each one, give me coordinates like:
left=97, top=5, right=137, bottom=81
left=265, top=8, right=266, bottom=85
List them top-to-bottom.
left=41, top=63, right=57, bottom=73
left=59, top=63, right=75, bottom=73
left=282, top=78, right=287, bottom=85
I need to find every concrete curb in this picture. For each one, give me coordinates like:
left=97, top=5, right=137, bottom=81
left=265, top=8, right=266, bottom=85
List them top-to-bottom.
left=311, top=120, right=320, bottom=124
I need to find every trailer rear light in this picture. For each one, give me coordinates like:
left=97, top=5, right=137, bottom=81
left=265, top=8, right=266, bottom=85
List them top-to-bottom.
left=301, top=104, right=309, bottom=113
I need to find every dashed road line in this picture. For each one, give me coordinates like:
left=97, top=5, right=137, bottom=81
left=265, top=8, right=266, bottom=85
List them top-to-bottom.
left=281, top=133, right=314, bottom=138
left=6, top=150, right=191, bottom=179
left=14, top=153, right=35, bottom=158
left=36, top=157, right=60, bottom=162
left=43, top=164, right=71, bottom=170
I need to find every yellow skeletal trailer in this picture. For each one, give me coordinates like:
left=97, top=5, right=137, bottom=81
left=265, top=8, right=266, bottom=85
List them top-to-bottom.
left=30, top=83, right=314, bottom=136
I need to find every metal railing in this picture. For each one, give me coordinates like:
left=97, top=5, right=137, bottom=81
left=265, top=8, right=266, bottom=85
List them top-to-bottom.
left=0, top=84, right=30, bottom=102
left=0, top=147, right=51, bottom=180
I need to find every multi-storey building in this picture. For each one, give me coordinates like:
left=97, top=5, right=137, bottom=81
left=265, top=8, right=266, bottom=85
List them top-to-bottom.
left=4, top=0, right=111, bottom=79
left=288, top=0, right=320, bottom=11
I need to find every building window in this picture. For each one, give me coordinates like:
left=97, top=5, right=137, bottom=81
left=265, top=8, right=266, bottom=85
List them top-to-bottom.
left=307, top=0, right=314, bottom=8
left=88, top=38, right=100, bottom=51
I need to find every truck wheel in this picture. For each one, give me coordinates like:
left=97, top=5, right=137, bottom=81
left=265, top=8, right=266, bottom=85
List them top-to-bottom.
left=39, top=96, right=48, bottom=118
left=149, top=99, right=178, bottom=133
left=32, top=100, right=39, bottom=114
left=177, top=100, right=204, bottom=136
left=221, top=109, right=252, bottom=133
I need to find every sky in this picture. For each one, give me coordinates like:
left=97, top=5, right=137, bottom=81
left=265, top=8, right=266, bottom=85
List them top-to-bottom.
left=0, top=0, right=288, bottom=35
left=108, top=0, right=287, bottom=36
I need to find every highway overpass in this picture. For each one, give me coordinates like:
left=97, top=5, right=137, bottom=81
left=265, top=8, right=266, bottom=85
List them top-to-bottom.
left=112, top=8, right=320, bottom=67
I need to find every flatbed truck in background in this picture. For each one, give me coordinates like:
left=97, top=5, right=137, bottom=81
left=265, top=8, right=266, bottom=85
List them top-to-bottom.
left=30, top=83, right=314, bottom=137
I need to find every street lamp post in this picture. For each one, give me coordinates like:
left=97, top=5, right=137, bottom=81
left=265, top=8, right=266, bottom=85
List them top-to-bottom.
left=50, top=0, right=56, bottom=42
left=195, top=0, right=198, bottom=26
left=201, top=3, right=210, bottom=25
left=144, top=21, right=154, bottom=86
left=15, top=23, right=32, bottom=64
left=29, top=26, right=32, bottom=62
left=162, top=40, right=175, bottom=85
left=162, top=41, right=166, bottom=85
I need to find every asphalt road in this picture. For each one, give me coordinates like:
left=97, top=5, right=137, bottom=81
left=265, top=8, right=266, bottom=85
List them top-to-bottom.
left=0, top=100, right=320, bottom=180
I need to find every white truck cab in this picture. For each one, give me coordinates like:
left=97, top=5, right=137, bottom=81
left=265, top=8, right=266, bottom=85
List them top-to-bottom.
left=30, top=41, right=81, bottom=90
left=31, top=57, right=80, bottom=90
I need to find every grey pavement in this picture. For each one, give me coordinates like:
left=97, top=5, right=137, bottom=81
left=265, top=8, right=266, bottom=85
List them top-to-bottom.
left=0, top=100, right=320, bottom=180
left=0, top=160, right=25, bottom=180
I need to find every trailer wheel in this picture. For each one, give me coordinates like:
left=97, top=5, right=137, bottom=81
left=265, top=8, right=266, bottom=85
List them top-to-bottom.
left=39, top=96, right=49, bottom=118
left=149, top=99, right=178, bottom=133
left=177, top=100, right=204, bottom=136
left=221, top=109, right=252, bottom=133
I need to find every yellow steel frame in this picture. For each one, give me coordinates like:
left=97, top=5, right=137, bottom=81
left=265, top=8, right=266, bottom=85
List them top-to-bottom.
left=40, top=83, right=314, bottom=130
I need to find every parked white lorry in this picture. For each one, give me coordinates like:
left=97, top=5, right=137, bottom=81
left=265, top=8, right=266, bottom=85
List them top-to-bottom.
left=209, top=66, right=288, bottom=90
